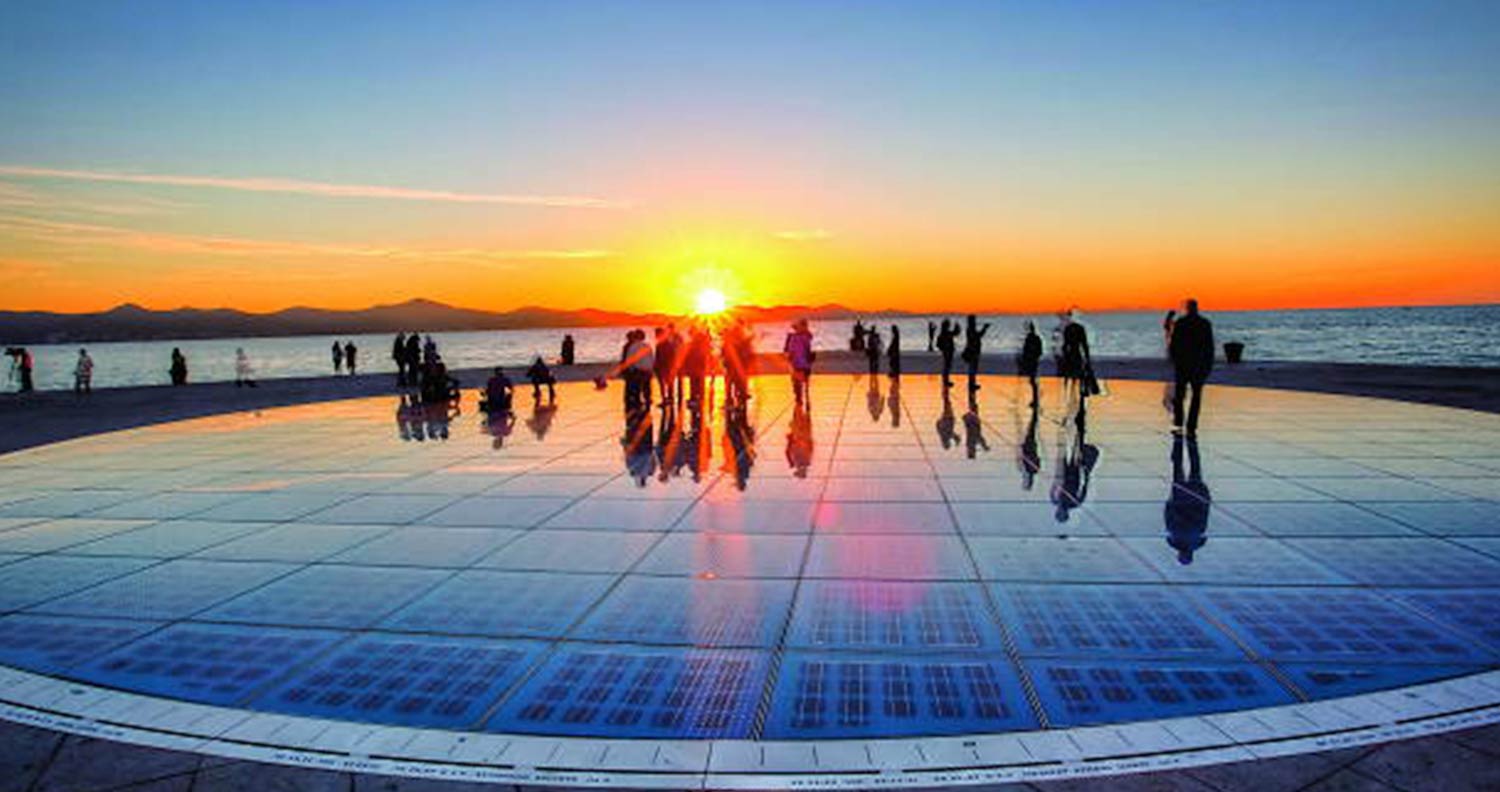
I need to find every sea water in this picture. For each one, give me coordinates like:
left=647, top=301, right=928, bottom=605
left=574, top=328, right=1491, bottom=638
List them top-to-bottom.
left=5, top=304, right=1497, bottom=392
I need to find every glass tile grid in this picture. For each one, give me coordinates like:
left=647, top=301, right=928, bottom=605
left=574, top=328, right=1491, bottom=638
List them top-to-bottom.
left=253, top=634, right=547, bottom=728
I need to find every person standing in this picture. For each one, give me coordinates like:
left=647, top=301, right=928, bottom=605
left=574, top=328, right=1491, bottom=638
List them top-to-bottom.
left=1169, top=299, right=1215, bottom=438
left=1160, top=310, right=1178, bottom=412
left=961, top=314, right=990, bottom=392
left=784, top=319, right=815, bottom=409
left=936, top=319, right=959, bottom=388
left=927, top=320, right=936, bottom=352
left=1018, top=321, right=1043, bottom=407
left=654, top=325, right=678, bottom=405
left=887, top=325, right=902, bottom=378
left=864, top=326, right=882, bottom=376
left=391, top=332, right=407, bottom=385
left=404, top=333, right=422, bottom=384
left=561, top=334, right=576, bottom=366
left=344, top=340, right=358, bottom=375
left=332, top=341, right=344, bottom=374
left=74, top=348, right=94, bottom=395
left=169, top=348, right=188, bottom=386
left=234, top=348, right=257, bottom=388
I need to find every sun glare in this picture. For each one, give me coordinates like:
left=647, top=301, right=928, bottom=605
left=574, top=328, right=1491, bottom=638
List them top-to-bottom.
left=694, top=288, right=728, bottom=315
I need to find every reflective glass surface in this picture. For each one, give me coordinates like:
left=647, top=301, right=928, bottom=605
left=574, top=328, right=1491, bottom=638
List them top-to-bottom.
left=0, top=375, right=1496, bottom=738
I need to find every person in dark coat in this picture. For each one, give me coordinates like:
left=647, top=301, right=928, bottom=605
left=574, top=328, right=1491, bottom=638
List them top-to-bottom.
left=1168, top=299, right=1215, bottom=438
left=961, top=314, right=990, bottom=392
left=936, top=319, right=959, bottom=388
left=927, top=320, right=936, bottom=352
left=1018, top=321, right=1043, bottom=406
left=886, top=325, right=902, bottom=378
left=391, top=333, right=406, bottom=385
left=404, top=333, right=422, bottom=384
left=560, top=334, right=576, bottom=366
left=344, top=340, right=358, bottom=375
left=169, top=348, right=188, bottom=386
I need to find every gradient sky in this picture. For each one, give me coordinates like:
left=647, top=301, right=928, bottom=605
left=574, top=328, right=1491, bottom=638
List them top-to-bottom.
left=1, top=0, right=1497, bottom=315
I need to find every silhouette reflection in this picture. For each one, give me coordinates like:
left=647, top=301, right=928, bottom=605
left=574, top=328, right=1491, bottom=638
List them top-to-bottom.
left=866, top=375, right=884, bottom=422
left=887, top=377, right=902, bottom=428
left=935, top=388, right=961, bottom=450
left=962, top=392, right=989, bottom=460
left=396, top=393, right=455, bottom=443
left=1015, top=401, right=1042, bottom=491
left=786, top=402, right=814, bottom=478
left=720, top=403, right=756, bottom=490
left=622, top=406, right=657, bottom=486
left=484, top=408, right=516, bottom=449
left=1050, top=415, right=1098, bottom=522
left=1165, top=435, right=1212, bottom=564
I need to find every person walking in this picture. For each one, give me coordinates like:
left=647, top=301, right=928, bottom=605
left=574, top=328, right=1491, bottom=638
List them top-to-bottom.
left=1169, top=299, right=1215, bottom=438
left=961, top=314, right=990, bottom=392
left=1059, top=317, right=1095, bottom=421
left=784, top=319, right=815, bottom=408
left=936, top=319, right=959, bottom=388
left=1018, top=321, right=1043, bottom=406
left=887, top=325, right=902, bottom=378
left=392, top=332, right=407, bottom=385
left=344, top=340, right=358, bottom=375
left=332, top=341, right=344, bottom=374
left=74, top=348, right=93, bottom=395
left=169, top=348, right=188, bottom=386
left=234, top=348, right=257, bottom=387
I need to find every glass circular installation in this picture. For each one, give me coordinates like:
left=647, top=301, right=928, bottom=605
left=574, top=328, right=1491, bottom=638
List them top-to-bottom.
left=0, top=376, right=1496, bottom=750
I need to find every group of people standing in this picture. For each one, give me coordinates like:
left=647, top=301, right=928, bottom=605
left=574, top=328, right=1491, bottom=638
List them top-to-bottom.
left=608, top=319, right=760, bottom=415
left=330, top=340, right=359, bottom=375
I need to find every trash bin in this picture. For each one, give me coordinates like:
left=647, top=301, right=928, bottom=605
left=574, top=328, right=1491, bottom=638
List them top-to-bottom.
left=1223, top=342, right=1245, bottom=364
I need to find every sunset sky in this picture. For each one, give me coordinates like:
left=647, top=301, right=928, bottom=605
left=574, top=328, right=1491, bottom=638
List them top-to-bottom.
left=1, top=1, right=1497, bottom=315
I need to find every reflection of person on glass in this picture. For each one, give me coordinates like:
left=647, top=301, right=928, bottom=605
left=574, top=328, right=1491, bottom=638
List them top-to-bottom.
left=866, top=374, right=884, bottom=422
left=887, top=377, right=902, bottom=428
left=935, top=388, right=961, bottom=450
left=962, top=392, right=989, bottom=460
left=525, top=398, right=557, bottom=441
left=1016, top=401, right=1042, bottom=491
left=786, top=402, right=814, bottom=478
left=721, top=404, right=756, bottom=490
left=622, top=405, right=656, bottom=487
left=1050, top=417, right=1099, bottom=522
left=1165, top=435, right=1211, bottom=563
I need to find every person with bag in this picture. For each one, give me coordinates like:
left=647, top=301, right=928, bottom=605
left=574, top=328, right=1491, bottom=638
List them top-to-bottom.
left=1059, top=317, right=1095, bottom=421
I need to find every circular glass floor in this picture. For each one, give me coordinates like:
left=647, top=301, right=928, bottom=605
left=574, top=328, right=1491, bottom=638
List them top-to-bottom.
left=0, top=376, right=1496, bottom=751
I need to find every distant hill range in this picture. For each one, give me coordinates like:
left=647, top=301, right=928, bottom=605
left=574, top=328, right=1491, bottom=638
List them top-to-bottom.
left=0, top=299, right=900, bottom=344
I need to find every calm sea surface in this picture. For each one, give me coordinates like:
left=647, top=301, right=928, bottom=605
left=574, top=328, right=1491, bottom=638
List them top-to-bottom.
left=7, top=304, right=1497, bottom=392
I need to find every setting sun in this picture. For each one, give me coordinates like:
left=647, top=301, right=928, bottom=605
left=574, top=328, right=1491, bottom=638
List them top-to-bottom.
left=694, top=288, right=728, bottom=315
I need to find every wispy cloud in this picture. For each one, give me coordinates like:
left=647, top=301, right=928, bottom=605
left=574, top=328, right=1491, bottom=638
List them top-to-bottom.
left=0, top=165, right=631, bottom=210
left=0, top=179, right=187, bottom=217
left=0, top=215, right=613, bottom=264
left=772, top=228, right=833, bottom=242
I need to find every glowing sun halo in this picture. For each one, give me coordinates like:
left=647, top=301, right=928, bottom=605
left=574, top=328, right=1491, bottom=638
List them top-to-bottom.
left=694, top=288, right=728, bottom=315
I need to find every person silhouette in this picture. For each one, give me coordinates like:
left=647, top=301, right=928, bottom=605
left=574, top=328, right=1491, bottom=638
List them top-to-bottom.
left=1169, top=299, right=1215, bottom=438
left=1160, top=310, right=1177, bottom=412
left=961, top=314, right=990, bottom=392
left=1059, top=317, right=1094, bottom=421
left=783, top=319, right=815, bottom=409
left=936, top=319, right=959, bottom=388
left=850, top=320, right=866, bottom=352
left=927, top=320, right=936, bottom=352
left=1018, top=321, right=1043, bottom=407
left=654, top=325, right=678, bottom=405
left=887, top=325, right=902, bottom=379
left=864, top=327, right=882, bottom=376
left=391, top=333, right=406, bottom=385
left=404, top=333, right=421, bottom=385
left=560, top=334, right=576, bottom=366
left=344, top=340, right=358, bottom=375
left=332, top=341, right=344, bottom=374
left=169, top=347, right=187, bottom=386
left=74, top=348, right=93, bottom=395
left=234, top=348, right=256, bottom=388
left=526, top=356, right=556, bottom=403
left=483, top=367, right=514, bottom=414
left=935, top=388, right=961, bottom=450
left=962, top=391, right=990, bottom=460
left=1016, top=400, right=1041, bottom=491
left=1165, top=435, right=1211, bottom=563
